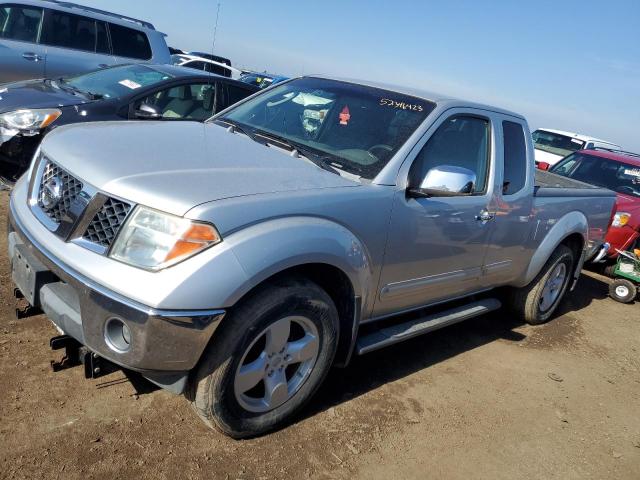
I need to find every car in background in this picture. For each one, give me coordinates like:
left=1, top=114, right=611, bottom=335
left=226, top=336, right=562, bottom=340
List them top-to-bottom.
left=0, top=0, right=172, bottom=85
left=189, top=51, right=232, bottom=67
left=171, top=53, right=241, bottom=79
left=0, top=63, right=258, bottom=182
left=239, top=71, right=289, bottom=89
left=532, top=128, right=621, bottom=167
left=544, top=149, right=640, bottom=262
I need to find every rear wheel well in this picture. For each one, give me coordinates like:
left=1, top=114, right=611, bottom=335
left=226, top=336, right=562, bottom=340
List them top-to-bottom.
left=560, top=233, right=585, bottom=279
left=561, top=233, right=584, bottom=260
left=236, top=264, right=357, bottom=367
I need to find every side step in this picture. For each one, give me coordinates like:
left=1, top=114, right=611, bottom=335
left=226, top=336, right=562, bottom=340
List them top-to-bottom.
left=356, top=298, right=501, bottom=355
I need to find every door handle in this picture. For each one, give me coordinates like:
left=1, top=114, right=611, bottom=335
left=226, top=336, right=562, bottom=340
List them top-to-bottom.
left=22, top=52, right=43, bottom=62
left=475, top=210, right=495, bottom=222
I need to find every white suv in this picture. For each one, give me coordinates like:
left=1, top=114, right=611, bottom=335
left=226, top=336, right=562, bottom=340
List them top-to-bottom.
left=532, top=128, right=622, bottom=166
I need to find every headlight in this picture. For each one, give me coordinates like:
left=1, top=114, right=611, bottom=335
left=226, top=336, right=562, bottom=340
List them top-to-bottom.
left=0, top=109, right=61, bottom=133
left=110, top=206, right=222, bottom=270
left=612, top=212, right=631, bottom=228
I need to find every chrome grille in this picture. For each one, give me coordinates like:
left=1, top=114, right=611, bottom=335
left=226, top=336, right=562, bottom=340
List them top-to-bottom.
left=37, top=160, right=84, bottom=223
left=82, top=197, right=132, bottom=248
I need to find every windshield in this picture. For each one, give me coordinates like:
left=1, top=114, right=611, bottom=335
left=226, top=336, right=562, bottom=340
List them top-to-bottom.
left=64, top=65, right=173, bottom=99
left=218, top=77, right=435, bottom=179
left=532, top=129, right=585, bottom=157
left=551, top=152, right=640, bottom=198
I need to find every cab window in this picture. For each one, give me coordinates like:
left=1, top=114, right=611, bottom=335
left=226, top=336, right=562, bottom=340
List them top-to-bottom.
left=410, top=115, right=491, bottom=194
left=502, top=121, right=527, bottom=195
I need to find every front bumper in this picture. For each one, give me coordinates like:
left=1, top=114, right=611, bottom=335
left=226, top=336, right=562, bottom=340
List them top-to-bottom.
left=0, top=132, right=41, bottom=170
left=8, top=205, right=225, bottom=393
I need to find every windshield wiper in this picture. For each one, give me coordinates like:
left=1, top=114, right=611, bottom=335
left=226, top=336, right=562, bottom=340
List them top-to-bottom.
left=56, top=79, right=103, bottom=100
left=215, top=118, right=263, bottom=144
left=251, top=129, right=342, bottom=173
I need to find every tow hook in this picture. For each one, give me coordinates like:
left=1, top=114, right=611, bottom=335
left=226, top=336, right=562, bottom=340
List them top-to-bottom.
left=13, top=288, right=42, bottom=319
left=50, top=335, right=119, bottom=379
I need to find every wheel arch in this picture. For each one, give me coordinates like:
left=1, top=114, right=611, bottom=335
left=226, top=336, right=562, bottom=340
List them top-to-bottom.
left=519, top=211, right=588, bottom=287
left=207, top=217, right=374, bottom=367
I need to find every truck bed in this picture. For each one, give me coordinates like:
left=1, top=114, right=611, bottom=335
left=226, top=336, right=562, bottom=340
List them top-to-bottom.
left=534, top=170, right=615, bottom=197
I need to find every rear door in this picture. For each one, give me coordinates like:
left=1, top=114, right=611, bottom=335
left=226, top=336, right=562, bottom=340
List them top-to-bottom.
left=0, top=4, right=46, bottom=82
left=40, top=9, right=116, bottom=79
left=480, top=117, right=535, bottom=287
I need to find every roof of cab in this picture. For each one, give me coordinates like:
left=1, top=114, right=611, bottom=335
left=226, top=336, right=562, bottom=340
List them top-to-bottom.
left=305, top=75, right=526, bottom=120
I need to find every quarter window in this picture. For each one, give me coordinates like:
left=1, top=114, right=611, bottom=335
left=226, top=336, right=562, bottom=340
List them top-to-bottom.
left=0, top=5, right=43, bottom=43
left=41, top=10, right=96, bottom=52
left=109, top=23, right=151, bottom=60
left=225, top=84, right=254, bottom=109
left=410, top=115, right=490, bottom=194
left=502, top=121, right=527, bottom=194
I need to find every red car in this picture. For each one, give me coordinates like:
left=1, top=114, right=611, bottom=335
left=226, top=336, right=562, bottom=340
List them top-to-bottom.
left=538, top=149, right=640, bottom=263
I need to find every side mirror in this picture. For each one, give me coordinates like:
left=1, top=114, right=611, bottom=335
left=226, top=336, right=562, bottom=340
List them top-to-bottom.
left=135, top=103, right=162, bottom=120
left=537, top=161, right=550, bottom=171
left=408, top=165, right=476, bottom=198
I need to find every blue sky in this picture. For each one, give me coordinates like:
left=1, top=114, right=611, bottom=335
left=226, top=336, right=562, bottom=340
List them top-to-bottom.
left=84, top=0, right=640, bottom=150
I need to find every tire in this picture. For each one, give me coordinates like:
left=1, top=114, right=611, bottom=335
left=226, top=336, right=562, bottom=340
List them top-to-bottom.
left=509, top=245, right=575, bottom=325
left=603, top=263, right=617, bottom=278
left=189, top=277, right=339, bottom=438
left=609, top=278, right=637, bottom=303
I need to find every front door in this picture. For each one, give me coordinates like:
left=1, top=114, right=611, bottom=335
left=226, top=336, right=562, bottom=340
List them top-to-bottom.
left=374, top=111, right=497, bottom=318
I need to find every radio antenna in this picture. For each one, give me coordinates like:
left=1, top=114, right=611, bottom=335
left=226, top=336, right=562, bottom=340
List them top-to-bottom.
left=211, top=2, right=221, bottom=53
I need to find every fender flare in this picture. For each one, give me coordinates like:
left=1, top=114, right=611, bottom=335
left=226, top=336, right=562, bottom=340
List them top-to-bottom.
left=519, top=210, right=588, bottom=287
left=221, top=216, right=374, bottom=311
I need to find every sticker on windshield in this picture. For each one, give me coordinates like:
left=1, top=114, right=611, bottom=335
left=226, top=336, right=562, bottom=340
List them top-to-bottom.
left=118, top=79, right=142, bottom=90
left=379, top=98, right=424, bottom=111
left=339, top=106, right=351, bottom=125
left=570, top=138, right=583, bottom=144
left=624, top=168, right=640, bottom=178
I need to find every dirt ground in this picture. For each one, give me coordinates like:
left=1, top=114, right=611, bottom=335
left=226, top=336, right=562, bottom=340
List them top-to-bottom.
left=0, top=189, right=639, bottom=480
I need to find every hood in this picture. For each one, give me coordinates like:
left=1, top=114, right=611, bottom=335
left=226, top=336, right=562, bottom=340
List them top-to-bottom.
left=0, top=79, right=90, bottom=113
left=40, top=121, right=359, bottom=216
left=533, top=148, right=563, bottom=166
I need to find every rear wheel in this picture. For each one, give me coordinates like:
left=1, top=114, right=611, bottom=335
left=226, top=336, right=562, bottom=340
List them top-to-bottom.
left=510, top=245, right=575, bottom=325
left=189, top=277, right=338, bottom=438
left=609, top=278, right=637, bottom=303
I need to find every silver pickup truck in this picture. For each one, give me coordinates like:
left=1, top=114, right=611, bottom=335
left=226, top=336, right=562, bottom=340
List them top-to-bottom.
left=7, top=76, right=615, bottom=437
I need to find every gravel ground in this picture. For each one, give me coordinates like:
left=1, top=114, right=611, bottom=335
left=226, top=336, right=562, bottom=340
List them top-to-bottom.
left=1, top=189, right=639, bottom=479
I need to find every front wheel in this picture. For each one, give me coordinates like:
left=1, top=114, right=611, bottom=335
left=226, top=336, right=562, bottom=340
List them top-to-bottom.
left=509, top=245, right=575, bottom=325
left=189, top=277, right=338, bottom=438
left=609, top=278, right=637, bottom=303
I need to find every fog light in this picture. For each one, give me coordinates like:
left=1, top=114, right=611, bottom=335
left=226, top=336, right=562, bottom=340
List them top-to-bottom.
left=105, top=318, right=131, bottom=353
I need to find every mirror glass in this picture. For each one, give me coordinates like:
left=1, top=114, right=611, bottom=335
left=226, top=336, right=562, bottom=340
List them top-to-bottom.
left=135, top=103, right=161, bottom=119
left=416, top=165, right=476, bottom=195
